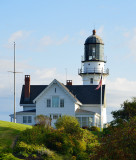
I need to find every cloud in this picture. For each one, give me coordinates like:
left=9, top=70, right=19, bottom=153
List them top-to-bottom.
left=122, top=28, right=136, bottom=60
left=8, top=30, right=30, bottom=43
left=39, top=35, right=68, bottom=47
left=40, top=36, right=53, bottom=46
left=56, top=36, right=68, bottom=45
left=0, top=59, right=32, bottom=97
left=31, top=68, right=82, bottom=85
left=106, top=78, right=136, bottom=107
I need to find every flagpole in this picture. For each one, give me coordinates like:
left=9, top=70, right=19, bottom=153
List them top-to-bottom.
left=100, top=68, right=103, bottom=131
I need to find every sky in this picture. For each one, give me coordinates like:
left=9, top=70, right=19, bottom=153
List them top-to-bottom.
left=0, top=0, right=136, bottom=122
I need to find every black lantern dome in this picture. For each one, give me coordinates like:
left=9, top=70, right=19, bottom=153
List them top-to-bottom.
left=84, top=30, right=104, bottom=62
left=85, top=30, right=104, bottom=44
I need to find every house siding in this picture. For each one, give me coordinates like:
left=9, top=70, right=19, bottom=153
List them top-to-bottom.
left=36, top=83, right=76, bottom=127
left=16, top=112, right=36, bottom=125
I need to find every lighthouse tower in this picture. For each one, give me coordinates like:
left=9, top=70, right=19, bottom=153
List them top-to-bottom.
left=79, top=29, right=109, bottom=124
left=79, top=29, right=109, bottom=85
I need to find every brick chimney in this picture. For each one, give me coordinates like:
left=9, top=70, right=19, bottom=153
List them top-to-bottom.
left=24, top=75, right=30, bottom=100
left=66, top=80, right=72, bottom=86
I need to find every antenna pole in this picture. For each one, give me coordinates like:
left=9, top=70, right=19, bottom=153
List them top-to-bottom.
left=14, top=42, right=16, bottom=123
left=65, top=68, right=67, bottom=84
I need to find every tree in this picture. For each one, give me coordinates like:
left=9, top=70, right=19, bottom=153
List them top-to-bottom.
left=111, top=97, right=136, bottom=125
left=90, top=98, right=136, bottom=160
left=90, top=117, right=136, bottom=160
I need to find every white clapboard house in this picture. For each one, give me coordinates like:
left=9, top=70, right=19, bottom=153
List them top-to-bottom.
left=10, top=30, right=109, bottom=128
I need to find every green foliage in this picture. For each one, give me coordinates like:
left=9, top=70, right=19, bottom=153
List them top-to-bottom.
left=111, top=97, right=136, bottom=125
left=91, top=98, right=136, bottom=160
left=35, top=115, right=51, bottom=127
left=55, top=115, right=83, bottom=139
left=91, top=117, right=136, bottom=160
left=0, top=121, right=32, bottom=160
left=17, top=126, right=50, bottom=145
left=90, top=126, right=100, bottom=132
left=44, top=128, right=73, bottom=154
left=82, top=129, right=99, bottom=155
left=14, top=141, right=55, bottom=160
left=76, top=152, right=90, bottom=160
left=0, top=153, right=21, bottom=160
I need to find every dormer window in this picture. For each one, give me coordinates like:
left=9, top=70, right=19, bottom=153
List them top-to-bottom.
left=52, top=96, right=59, bottom=107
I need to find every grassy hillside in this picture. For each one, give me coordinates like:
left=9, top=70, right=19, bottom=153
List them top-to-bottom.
left=0, top=120, right=32, bottom=159
left=0, top=121, right=70, bottom=160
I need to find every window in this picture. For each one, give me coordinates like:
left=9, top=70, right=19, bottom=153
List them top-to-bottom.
left=92, top=47, right=95, bottom=53
left=89, top=56, right=92, bottom=60
left=90, top=78, right=93, bottom=84
left=52, top=96, right=59, bottom=107
left=47, top=99, right=51, bottom=107
left=60, top=99, right=64, bottom=107
left=53, top=114, right=59, bottom=119
left=23, top=116, right=32, bottom=123
left=23, top=116, right=27, bottom=123
left=28, top=116, right=32, bottom=123
left=76, top=117, right=93, bottom=127
left=82, top=117, right=88, bottom=127
left=88, top=117, right=93, bottom=127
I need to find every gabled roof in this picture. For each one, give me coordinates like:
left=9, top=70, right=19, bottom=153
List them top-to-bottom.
left=33, top=79, right=82, bottom=104
left=20, top=81, right=105, bottom=105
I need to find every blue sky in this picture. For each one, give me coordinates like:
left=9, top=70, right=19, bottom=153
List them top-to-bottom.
left=0, top=0, right=136, bottom=122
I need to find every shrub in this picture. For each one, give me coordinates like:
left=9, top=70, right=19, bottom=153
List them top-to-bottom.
left=35, top=115, right=51, bottom=127
left=55, top=115, right=83, bottom=139
left=17, top=125, right=50, bottom=145
left=90, top=126, right=100, bottom=132
left=44, top=128, right=73, bottom=154
left=82, top=129, right=99, bottom=155
left=14, top=141, right=55, bottom=160
left=76, top=152, right=90, bottom=160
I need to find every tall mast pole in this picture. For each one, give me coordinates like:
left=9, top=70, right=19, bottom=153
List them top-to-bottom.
left=14, top=42, right=16, bottom=123
left=100, top=68, right=103, bottom=131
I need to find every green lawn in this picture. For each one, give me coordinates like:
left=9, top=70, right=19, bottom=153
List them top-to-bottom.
left=0, top=120, right=32, bottom=159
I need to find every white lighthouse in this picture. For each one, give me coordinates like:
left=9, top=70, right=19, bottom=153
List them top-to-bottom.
left=79, top=29, right=109, bottom=125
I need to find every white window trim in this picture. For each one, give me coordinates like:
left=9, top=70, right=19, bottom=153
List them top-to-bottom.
left=46, top=97, right=65, bottom=108
left=23, top=116, right=32, bottom=124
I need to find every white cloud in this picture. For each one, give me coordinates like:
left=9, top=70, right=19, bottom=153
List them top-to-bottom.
left=122, top=28, right=136, bottom=60
left=8, top=30, right=30, bottom=43
left=39, top=35, right=68, bottom=47
left=40, top=36, right=53, bottom=46
left=56, top=36, right=68, bottom=45
left=0, top=59, right=32, bottom=97
left=31, top=68, right=82, bottom=85
left=106, top=78, right=136, bottom=107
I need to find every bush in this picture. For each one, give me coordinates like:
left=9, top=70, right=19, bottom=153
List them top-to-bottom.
left=35, top=115, right=51, bottom=127
left=55, top=115, right=83, bottom=139
left=17, top=125, right=51, bottom=145
left=90, top=126, right=100, bottom=132
left=44, top=128, right=73, bottom=154
left=14, top=141, right=55, bottom=160
left=76, top=152, right=90, bottom=160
